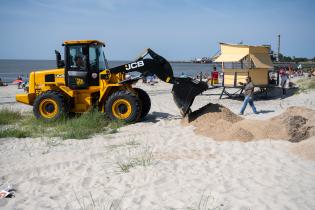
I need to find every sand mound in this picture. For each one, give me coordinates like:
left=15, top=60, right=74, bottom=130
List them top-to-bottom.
left=186, top=103, right=242, bottom=124
left=183, top=104, right=315, bottom=142
left=272, top=107, right=315, bottom=142
left=225, top=125, right=254, bottom=142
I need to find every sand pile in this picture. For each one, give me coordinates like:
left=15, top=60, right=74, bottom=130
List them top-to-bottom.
left=183, top=104, right=315, bottom=142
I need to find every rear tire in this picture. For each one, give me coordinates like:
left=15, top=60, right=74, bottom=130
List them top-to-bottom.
left=134, top=88, right=151, bottom=119
left=105, top=90, right=141, bottom=123
left=33, top=91, right=68, bottom=121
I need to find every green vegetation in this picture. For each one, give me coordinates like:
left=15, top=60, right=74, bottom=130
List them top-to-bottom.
left=278, top=53, right=311, bottom=63
left=296, top=77, right=315, bottom=92
left=0, top=109, right=22, bottom=125
left=0, top=110, right=124, bottom=139
left=0, top=128, right=31, bottom=138
left=116, top=147, right=153, bottom=173
left=72, top=190, right=122, bottom=210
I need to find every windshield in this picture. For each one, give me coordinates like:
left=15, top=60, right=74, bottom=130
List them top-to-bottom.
left=89, top=45, right=109, bottom=71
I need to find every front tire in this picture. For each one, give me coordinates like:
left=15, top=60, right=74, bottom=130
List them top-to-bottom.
left=134, top=88, right=151, bottom=119
left=105, top=90, right=141, bottom=123
left=33, top=91, right=68, bottom=121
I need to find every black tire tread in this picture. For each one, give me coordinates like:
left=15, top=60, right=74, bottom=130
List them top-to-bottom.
left=133, top=88, right=151, bottom=119
left=33, top=90, right=69, bottom=120
left=105, top=90, right=141, bottom=123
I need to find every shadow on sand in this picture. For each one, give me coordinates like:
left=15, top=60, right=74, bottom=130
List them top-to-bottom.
left=255, top=86, right=299, bottom=101
left=256, top=110, right=275, bottom=114
left=142, top=111, right=181, bottom=123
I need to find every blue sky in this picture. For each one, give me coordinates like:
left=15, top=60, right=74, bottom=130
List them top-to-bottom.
left=0, top=0, right=314, bottom=60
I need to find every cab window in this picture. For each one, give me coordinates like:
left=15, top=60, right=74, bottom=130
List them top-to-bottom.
left=68, top=45, right=88, bottom=71
left=89, top=46, right=108, bottom=72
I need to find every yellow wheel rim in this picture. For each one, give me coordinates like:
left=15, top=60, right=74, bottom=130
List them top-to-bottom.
left=39, top=99, right=58, bottom=119
left=112, top=99, right=132, bottom=119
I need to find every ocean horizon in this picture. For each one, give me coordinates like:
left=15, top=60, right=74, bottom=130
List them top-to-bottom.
left=0, top=59, right=220, bottom=83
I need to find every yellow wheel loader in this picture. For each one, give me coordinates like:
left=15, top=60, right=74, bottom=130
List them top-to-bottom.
left=16, top=40, right=208, bottom=122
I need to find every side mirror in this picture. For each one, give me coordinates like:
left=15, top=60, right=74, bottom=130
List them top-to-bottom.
left=55, top=50, right=65, bottom=68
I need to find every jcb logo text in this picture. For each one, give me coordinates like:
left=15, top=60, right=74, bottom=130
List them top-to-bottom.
left=125, top=61, right=144, bottom=71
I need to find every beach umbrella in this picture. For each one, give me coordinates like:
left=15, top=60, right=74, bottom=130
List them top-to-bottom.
left=12, top=79, right=23, bottom=84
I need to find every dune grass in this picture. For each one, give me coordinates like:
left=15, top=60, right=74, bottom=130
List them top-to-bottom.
left=296, top=77, right=315, bottom=92
left=0, top=108, right=22, bottom=125
left=0, top=110, right=124, bottom=139
left=0, top=128, right=31, bottom=138
left=116, top=147, right=153, bottom=173
left=71, top=190, right=122, bottom=210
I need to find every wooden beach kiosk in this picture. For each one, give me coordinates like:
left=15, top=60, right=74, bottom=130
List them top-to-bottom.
left=214, top=43, right=276, bottom=98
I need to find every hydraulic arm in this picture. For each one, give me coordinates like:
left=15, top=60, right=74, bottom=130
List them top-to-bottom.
left=107, top=48, right=209, bottom=116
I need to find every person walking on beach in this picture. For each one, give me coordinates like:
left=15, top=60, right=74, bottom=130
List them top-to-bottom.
left=239, top=76, right=258, bottom=115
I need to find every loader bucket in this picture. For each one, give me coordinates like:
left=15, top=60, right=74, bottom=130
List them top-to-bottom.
left=172, top=77, right=209, bottom=117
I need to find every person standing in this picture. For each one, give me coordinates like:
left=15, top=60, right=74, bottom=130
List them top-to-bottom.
left=211, top=66, right=219, bottom=86
left=279, top=68, right=288, bottom=96
left=199, top=72, right=203, bottom=82
left=17, top=75, right=23, bottom=89
left=239, top=76, right=258, bottom=115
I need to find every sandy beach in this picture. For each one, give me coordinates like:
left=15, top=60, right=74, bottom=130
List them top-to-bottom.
left=1, top=82, right=315, bottom=210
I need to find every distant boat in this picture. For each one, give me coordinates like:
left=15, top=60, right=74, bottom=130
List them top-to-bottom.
left=192, top=57, right=212, bottom=63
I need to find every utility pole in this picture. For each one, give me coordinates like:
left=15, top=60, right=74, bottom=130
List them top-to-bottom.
left=277, top=34, right=281, bottom=62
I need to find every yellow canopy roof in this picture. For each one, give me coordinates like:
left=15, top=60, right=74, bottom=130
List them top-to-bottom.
left=214, top=43, right=273, bottom=69
left=214, top=53, right=247, bottom=62
left=250, top=53, right=273, bottom=68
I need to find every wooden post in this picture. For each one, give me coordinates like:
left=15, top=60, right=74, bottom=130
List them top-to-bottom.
left=222, top=62, right=224, bottom=86
left=222, top=72, right=225, bottom=86
left=220, top=87, right=225, bottom=99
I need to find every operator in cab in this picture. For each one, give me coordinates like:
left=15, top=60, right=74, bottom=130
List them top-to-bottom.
left=74, top=55, right=86, bottom=71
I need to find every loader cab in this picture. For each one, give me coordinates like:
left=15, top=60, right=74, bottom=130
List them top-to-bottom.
left=63, top=40, right=108, bottom=89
